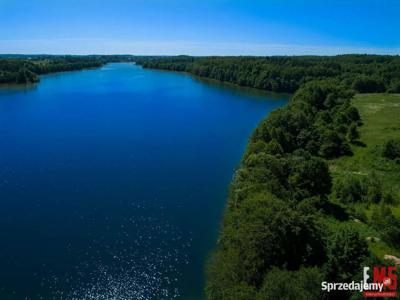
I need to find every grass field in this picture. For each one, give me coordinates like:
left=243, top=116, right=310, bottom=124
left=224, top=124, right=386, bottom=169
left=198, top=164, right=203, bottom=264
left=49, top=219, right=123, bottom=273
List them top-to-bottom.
left=329, top=93, right=400, bottom=260
left=330, top=93, right=400, bottom=198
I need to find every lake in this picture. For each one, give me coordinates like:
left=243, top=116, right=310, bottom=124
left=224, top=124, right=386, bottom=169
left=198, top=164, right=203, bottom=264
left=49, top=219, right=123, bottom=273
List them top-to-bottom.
left=0, top=63, right=288, bottom=299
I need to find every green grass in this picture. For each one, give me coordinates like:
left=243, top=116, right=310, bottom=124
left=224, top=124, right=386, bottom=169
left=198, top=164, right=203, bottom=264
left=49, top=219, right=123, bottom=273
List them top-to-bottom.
left=329, top=93, right=400, bottom=260
left=330, top=93, right=400, bottom=198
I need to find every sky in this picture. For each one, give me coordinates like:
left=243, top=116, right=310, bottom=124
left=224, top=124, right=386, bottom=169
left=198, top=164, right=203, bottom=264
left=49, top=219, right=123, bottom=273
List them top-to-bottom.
left=0, top=0, right=399, bottom=55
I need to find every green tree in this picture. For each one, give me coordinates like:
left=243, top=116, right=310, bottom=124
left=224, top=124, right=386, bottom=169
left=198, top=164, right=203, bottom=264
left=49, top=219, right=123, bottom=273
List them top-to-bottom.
left=382, top=139, right=400, bottom=160
left=288, top=152, right=332, bottom=200
left=215, top=193, right=325, bottom=288
left=325, top=225, right=369, bottom=283
left=257, top=268, right=324, bottom=300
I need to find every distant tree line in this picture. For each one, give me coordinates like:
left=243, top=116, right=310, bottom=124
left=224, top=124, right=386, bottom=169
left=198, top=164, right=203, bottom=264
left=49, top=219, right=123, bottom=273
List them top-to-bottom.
left=0, top=55, right=133, bottom=84
left=136, top=55, right=400, bottom=93
left=136, top=55, right=400, bottom=299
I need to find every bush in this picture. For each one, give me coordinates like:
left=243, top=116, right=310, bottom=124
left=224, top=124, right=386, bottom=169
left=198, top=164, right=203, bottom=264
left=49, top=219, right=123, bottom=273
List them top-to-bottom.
left=387, top=80, right=400, bottom=93
left=382, top=139, right=400, bottom=160
left=334, top=173, right=382, bottom=204
left=363, top=173, right=382, bottom=204
left=334, top=175, right=364, bottom=204
left=382, top=192, right=397, bottom=205
left=370, top=202, right=400, bottom=246
left=350, top=205, right=368, bottom=223
left=325, top=225, right=369, bottom=283
left=256, top=268, right=324, bottom=300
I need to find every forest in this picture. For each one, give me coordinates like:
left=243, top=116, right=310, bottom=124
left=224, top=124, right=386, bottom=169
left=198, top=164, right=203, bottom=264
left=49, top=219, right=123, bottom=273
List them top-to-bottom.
left=0, top=55, right=133, bottom=84
left=137, top=55, right=400, bottom=299
left=137, top=55, right=400, bottom=94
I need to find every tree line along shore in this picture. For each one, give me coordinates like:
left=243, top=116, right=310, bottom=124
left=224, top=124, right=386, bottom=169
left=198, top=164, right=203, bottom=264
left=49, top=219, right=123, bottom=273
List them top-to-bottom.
left=0, top=55, right=133, bottom=84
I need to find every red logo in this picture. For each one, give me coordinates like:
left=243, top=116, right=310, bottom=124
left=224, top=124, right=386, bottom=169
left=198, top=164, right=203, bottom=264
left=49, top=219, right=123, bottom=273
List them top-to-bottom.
left=364, top=266, right=397, bottom=298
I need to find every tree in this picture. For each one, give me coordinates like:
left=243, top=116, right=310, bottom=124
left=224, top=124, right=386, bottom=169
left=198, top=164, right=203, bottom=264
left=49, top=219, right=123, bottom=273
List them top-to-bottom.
left=138, top=55, right=399, bottom=94
left=351, top=75, right=386, bottom=93
left=388, top=80, right=400, bottom=93
left=319, top=130, right=351, bottom=158
left=382, top=139, right=400, bottom=160
left=288, top=152, right=332, bottom=200
left=216, top=193, right=325, bottom=288
left=325, top=225, right=369, bottom=283
left=257, top=268, right=324, bottom=300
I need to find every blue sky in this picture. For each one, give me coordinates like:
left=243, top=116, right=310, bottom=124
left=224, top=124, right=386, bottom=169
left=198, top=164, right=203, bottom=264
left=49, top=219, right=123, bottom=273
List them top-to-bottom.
left=0, top=0, right=399, bottom=55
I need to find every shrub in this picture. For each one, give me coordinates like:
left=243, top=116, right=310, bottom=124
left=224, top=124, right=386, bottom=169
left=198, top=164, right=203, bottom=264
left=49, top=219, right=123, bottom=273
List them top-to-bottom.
left=387, top=80, right=400, bottom=93
left=382, top=139, right=400, bottom=160
left=334, top=173, right=383, bottom=204
left=362, top=173, right=382, bottom=204
left=334, top=175, right=364, bottom=204
left=370, top=202, right=400, bottom=246
left=325, top=225, right=369, bottom=283
left=257, top=267, right=324, bottom=300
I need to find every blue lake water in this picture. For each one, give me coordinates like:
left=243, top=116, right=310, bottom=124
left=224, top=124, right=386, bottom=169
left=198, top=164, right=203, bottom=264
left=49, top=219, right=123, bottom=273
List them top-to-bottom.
left=0, top=63, right=288, bottom=299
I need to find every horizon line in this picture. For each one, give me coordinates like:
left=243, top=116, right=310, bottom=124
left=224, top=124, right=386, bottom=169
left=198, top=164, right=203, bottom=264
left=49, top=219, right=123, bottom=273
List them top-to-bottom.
left=1, top=40, right=399, bottom=56
left=1, top=53, right=400, bottom=57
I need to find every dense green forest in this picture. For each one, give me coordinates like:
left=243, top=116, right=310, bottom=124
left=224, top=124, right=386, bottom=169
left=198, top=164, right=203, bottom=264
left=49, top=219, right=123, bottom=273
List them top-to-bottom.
left=0, top=55, right=133, bottom=84
left=137, top=55, right=400, bottom=94
left=138, top=55, right=400, bottom=299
